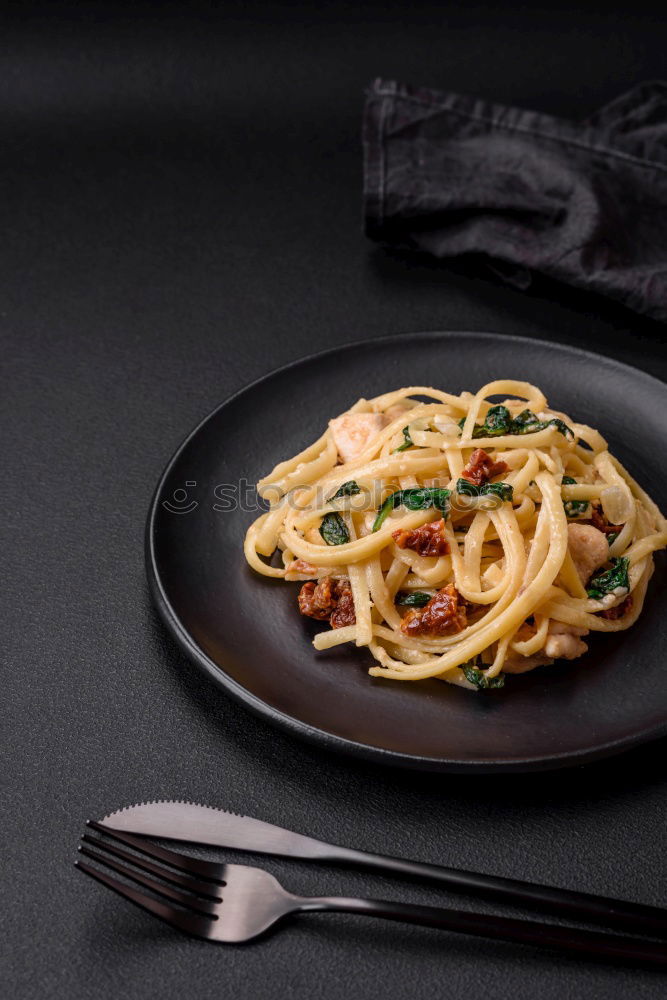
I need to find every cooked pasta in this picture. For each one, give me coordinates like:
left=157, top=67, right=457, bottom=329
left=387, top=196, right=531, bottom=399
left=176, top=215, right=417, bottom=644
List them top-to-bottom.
left=244, top=381, right=667, bottom=690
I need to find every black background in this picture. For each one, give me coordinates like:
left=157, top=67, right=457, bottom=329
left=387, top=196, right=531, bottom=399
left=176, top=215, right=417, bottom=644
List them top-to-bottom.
left=3, top=3, right=667, bottom=998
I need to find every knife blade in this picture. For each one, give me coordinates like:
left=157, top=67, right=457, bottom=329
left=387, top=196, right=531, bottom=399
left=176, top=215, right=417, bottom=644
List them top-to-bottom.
left=101, top=799, right=347, bottom=862
left=99, top=800, right=667, bottom=940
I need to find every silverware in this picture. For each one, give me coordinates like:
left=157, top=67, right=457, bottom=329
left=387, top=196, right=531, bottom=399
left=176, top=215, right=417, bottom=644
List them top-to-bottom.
left=101, top=799, right=667, bottom=939
left=77, top=823, right=667, bottom=964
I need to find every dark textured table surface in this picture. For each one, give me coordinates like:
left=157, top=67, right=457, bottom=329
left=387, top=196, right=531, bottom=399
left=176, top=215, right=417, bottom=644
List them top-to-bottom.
left=4, top=4, right=667, bottom=998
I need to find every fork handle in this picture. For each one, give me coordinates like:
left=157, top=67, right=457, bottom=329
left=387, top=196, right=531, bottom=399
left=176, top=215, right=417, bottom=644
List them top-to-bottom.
left=317, top=845, right=667, bottom=940
left=298, top=896, right=667, bottom=966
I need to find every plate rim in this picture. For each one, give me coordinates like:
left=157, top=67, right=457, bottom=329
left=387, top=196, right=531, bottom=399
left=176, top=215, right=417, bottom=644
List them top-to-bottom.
left=145, top=329, right=667, bottom=773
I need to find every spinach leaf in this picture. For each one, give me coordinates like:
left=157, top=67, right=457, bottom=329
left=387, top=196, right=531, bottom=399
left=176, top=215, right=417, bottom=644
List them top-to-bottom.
left=458, top=404, right=510, bottom=439
left=483, top=405, right=512, bottom=435
left=462, top=406, right=574, bottom=440
left=509, top=408, right=543, bottom=434
left=512, top=409, right=574, bottom=439
left=546, top=417, right=574, bottom=440
left=548, top=417, right=574, bottom=438
left=394, top=426, right=414, bottom=452
left=562, top=475, right=589, bottom=518
left=456, top=478, right=478, bottom=496
left=456, top=479, right=514, bottom=502
left=327, top=480, right=361, bottom=502
left=482, top=482, right=514, bottom=502
left=372, top=487, right=451, bottom=532
left=320, top=512, right=350, bottom=546
left=607, top=531, right=620, bottom=546
left=586, top=557, right=630, bottom=599
left=395, top=591, right=432, bottom=608
left=461, top=663, right=505, bottom=689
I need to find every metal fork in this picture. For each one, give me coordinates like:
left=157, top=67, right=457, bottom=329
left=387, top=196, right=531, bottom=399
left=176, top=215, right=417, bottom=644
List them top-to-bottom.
left=76, top=822, right=667, bottom=965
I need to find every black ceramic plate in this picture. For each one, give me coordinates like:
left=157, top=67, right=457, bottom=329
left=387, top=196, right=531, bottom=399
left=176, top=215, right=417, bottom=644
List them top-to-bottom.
left=147, top=332, right=667, bottom=773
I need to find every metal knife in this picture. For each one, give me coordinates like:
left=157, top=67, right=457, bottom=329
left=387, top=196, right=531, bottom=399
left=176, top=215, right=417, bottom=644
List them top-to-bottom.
left=100, top=800, right=667, bottom=939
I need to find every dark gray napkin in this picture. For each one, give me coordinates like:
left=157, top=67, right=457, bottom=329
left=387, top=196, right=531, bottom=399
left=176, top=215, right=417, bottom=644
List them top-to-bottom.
left=363, top=79, right=667, bottom=322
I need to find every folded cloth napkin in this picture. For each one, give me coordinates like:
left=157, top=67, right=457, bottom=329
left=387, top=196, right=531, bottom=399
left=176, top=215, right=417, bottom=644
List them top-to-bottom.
left=363, top=79, right=667, bottom=322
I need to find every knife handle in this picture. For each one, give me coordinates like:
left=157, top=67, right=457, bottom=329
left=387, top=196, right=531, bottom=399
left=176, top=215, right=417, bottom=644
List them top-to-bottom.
left=320, top=845, right=667, bottom=940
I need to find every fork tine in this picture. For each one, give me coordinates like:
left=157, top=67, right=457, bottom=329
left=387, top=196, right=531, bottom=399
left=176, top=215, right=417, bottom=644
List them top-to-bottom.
left=89, top=820, right=224, bottom=881
left=80, top=834, right=222, bottom=901
left=78, top=844, right=218, bottom=917
left=75, top=860, right=214, bottom=939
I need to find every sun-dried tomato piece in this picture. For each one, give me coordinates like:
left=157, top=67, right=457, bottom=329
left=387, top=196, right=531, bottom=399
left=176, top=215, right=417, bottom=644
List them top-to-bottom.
left=460, top=448, right=508, bottom=487
left=588, top=503, right=624, bottom=536
left=392, top=518, right=449, bottom=557
left=287, top=558, right=319, bottom=574
left=297, top=576, right=356, bottom=627
left=297, top=579, right=332, bottom=619
left=400, top=584, right=467, bottom=637
left=330, top=586, right=356, bottom=628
